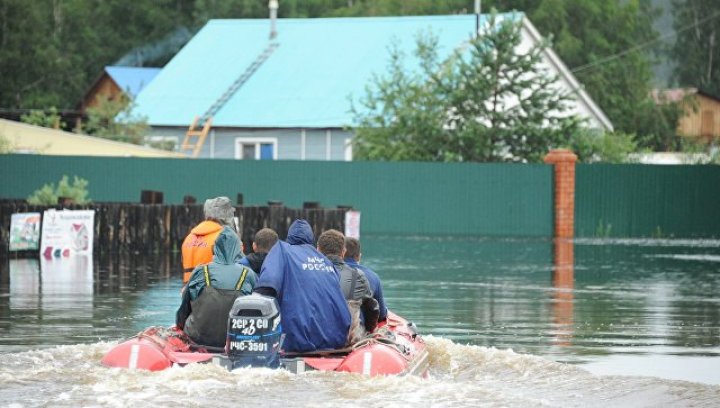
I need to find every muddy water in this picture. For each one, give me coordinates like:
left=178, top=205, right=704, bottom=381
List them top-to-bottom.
left=0, top=235, right=718, bottom=407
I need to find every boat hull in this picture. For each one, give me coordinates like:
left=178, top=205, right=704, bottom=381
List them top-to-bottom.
left=102, top=312, right=428, bottom=377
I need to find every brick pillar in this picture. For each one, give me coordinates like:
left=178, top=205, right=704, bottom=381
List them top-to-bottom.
left=544, top=149, right=577, bottom=239
left=546, top=149, right=576, bottom=346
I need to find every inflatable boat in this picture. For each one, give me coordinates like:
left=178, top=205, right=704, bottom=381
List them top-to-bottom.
left=101, top=294, right=429, bottom=377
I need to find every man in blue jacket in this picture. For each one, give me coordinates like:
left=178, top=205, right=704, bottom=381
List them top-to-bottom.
left=253, top=219, right=351, bottom=352
left=344, top=237, right=388, bottom=322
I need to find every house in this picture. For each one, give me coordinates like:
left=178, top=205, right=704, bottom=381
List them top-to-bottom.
left=133, top=13, right=613, bottom=160
left=80, top=66, right=161, bottom=112
left=653, top=88, right=720, bottom=141
left=0, top=119, right=183, bottom=158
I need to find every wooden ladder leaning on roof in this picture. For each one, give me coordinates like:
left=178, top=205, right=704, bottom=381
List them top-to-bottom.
left=180, top=42, right=279, bottom=159
left=181, top=116, right=213, bottom=158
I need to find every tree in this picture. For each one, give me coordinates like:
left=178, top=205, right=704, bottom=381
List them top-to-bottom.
left=0, top=0, right=196, bottom=109
left=520, top=0, right=682, bottom=149
left=670, top=0, right=720, bottom=96
left=352, top=13, right=584, bottom=163
left=83, top=96, right=150, bottom=145
left=20, top=107, right=66, bottom=129
left=26, top=175, right=91, bottom=205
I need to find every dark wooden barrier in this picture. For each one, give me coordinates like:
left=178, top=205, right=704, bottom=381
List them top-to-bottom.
left=0, top=202, right=347, bottom=256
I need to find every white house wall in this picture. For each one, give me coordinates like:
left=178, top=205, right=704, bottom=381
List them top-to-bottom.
left=147, top=126, right=353, bottom=160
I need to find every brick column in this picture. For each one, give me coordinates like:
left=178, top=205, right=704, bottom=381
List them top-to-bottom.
left=544, top=149, right=577, bottom=239
left=546, top=149, right=577, bottom=346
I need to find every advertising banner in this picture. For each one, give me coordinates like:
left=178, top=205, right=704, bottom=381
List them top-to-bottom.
left=40, top=209, right=95, bottom=258
left=344, top=210, right=361, bottom=239
left=9, top=212, right=41, bottom=251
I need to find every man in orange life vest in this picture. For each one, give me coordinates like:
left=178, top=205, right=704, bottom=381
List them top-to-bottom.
left=181, top=196, right=237, bottom=283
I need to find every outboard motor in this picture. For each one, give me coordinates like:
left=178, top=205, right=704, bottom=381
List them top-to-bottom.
left=213, top=294, right=283, bottom=370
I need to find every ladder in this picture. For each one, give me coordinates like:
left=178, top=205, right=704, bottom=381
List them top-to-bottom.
left=182, top=42, right=280, bottom=158
left=199, top=42, right=279, bottom=124
left=180, top=116, right=213, bottom=158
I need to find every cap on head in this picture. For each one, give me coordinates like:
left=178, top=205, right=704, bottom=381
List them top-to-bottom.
left=204, top=196, right=235, bottom=225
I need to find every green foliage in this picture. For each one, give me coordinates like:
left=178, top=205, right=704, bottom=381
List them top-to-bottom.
left=0, top=0, right=679, bottom=154
left=0, top=0, right=197, bottom=109
left=521, top=0, right=678, bottom=150
left=670, top=0, right=720, bottom=96
left=352, top=12, right=583, bottom=163
left=83, top=96, right=149, bottom=145
left=20, top=107, right=66, bottom=129
left=570, top=131, right=641, bottom=163
left=27, top=175, right=91, bottom=205
left=595, top=219, right=613, bottom=238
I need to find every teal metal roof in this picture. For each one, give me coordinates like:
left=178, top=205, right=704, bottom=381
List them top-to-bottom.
left=134, top=14, right=499, bottom=128
left=105, top=66, right=161, bottom=97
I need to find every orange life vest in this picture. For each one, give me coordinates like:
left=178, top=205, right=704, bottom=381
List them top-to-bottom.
left=181, top=220, right=223, bottom=283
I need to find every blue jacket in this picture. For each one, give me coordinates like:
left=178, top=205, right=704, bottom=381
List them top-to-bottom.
left=255, top=220, right=351, bottom=352
left=345, top=257, right=387, bottom=321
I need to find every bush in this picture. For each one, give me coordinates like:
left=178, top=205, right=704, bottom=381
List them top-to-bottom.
left=20, top=107, right=66, bottom=129
left=570, top=131, right=640, bottom=163
left=27, top=175, right=91, bottom=205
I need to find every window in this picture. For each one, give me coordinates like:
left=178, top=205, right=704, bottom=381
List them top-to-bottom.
left=235, top=138, right=277, bottom=160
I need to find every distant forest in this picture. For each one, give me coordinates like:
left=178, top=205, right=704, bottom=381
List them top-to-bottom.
left=1, top=0, right=718, bottom=147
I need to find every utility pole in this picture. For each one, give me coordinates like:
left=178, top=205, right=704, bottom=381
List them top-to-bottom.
left=475, top=0, right=481, bottom=36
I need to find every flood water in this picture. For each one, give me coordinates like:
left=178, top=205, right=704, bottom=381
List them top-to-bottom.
left=1, top=235, right=719, bottom=407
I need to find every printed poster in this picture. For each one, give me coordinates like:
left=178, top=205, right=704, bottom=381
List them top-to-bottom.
left=40, top=209, right=95, bottom=258
left=344, top=210, right=361, bottom=239
left=9, top=212, right=41, bottom=251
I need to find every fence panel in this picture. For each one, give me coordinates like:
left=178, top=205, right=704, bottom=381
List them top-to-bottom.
left=0, top=155, right=553, bottom=237
left=576, top=164, right=720, bottom=238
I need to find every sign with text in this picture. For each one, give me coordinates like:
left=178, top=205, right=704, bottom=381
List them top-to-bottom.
left=40, top=209, right=95, bottom=258
left=344, top=210, right=361, bottom=239
left=9, top=212, right=41, bottom=251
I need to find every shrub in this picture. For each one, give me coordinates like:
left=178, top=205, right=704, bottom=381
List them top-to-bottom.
left=27, top=175, right=91, bottom=205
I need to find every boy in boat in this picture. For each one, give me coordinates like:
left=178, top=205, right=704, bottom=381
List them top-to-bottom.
left=181, top=196, right=237, bottom=284
left=253, top=219, right=351, bottom=353
left=176, top=226, right=257, bottom=347
left=237, top=228, right=278, bottom=276
left=317, top=230, right=379, bottom=345
left=344, top=237, right=388, bottom=323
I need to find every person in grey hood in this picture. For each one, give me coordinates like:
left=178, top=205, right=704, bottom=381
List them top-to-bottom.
left=176, top=225, right=257, bottom=347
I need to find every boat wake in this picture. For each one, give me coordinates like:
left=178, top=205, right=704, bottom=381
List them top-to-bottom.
left=0, top=338, right=717, bottom=407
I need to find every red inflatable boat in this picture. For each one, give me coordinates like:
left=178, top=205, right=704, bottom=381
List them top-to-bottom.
left=102, top=301, right=428, bottom=377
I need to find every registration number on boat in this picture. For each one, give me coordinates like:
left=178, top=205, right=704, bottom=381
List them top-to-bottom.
left=231, top=318, right=269, bottom=330
left=229, top=341, right=269, bottom=352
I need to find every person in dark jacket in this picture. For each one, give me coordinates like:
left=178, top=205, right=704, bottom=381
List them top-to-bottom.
left=253, top=219, right=351, bottom=353
left=176, top=226, right=257, bottom=347
left=238, top=228, right=278, bottom=275
left=317, top=230, right=379, bottom=345
left=344, top=236, right=388, bottom=323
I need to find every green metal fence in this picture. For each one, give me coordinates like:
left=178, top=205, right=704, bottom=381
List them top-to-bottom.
left=0, top=155, right=552, bottom=236
left=575, top=164, right=720, bottom=238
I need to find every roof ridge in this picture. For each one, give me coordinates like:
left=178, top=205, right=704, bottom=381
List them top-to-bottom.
left=206, top=13, right=519, bottom=25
